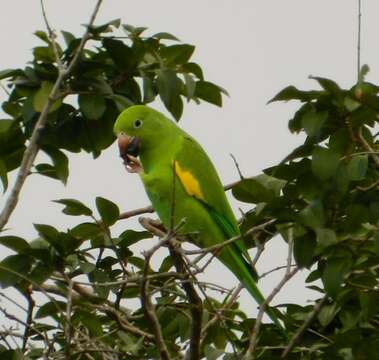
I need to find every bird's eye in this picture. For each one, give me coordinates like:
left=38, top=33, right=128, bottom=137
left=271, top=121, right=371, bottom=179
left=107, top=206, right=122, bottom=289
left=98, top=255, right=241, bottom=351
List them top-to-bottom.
left=134, top=119, right=143, bottom=128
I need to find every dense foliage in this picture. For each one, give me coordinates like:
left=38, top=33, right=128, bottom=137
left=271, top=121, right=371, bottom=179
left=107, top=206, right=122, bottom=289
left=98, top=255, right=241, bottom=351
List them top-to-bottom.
left=0, top=12, right=378, bottom=360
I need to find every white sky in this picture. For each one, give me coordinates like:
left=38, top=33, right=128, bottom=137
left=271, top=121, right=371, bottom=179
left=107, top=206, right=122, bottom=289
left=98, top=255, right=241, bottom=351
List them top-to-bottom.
left=1, top=0, right=379, bottom=317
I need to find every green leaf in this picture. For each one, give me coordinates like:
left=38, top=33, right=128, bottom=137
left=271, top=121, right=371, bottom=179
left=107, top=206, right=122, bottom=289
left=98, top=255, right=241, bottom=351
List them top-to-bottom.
left=89, top=18, right=121, bottom=35
left=61, top=30, right=75, bottom=46
left=152, top=32, right=180, bottom=41
left=102, top=38, right=135, bottom=70
left=160, top=44, right=195, bottom=65
left=182, top=62, right=204, bottom=80
left=0, top=68, right=22, bottom=80
left=157, top=69, right=182, bottom=119
left=310, top=76, right=342, bottom=98
left=142, top=77, right=156, bottom=103
left=33, top=81, right=62, bottom=113
left=195, top=81, right=223, bottom=107
left=268, top=85, right=322, bottom=103
left=78, top=94, right=106, bottom=120
left=109, top=94, right=134, bottom=111
left=301, top=110, right=328, bottom=137
left=42, top=147, right=69, bottom=184
left=312, top=147, right=340, bottom=180
left=346, top=154, right=368, bottom=181
left=0, top=159, right=7, bottom=192
left=232, top=179, right=273, bottom=204
left=96, top=197, right=120, bottom=226
left=54, top=199, right=93, bottom=216
left=299, top=199, right=325, bottom=228
left=70, top=223, right=100, bottom=239
left=34, top=224, right=60, bottom=248
left=315, top=228, right=338, bottom=249
left=119, top=230, right=152, bottom=248
left=293, top=233, right=316, bottom=268
left=0, top=236, right=30, bottom=253
left=0, top=255, right=32, bottom=287
left=322, top=257, right=351, bottom=297
left=36, top=301, right=65, bottom=318
left=318, top=302, right=339, bottom=327
left=74, top=310, right=103, bottom=337
left=204, top=345, right=224, bottom=360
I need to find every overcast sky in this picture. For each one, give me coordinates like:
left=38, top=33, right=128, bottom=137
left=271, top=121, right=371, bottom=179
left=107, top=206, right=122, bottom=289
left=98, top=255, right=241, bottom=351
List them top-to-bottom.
left=1, top=0, right=379, bottom=316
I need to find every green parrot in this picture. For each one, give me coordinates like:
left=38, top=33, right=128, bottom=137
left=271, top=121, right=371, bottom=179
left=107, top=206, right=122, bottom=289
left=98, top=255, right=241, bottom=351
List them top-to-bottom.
left=113, top=105, right=283, bottom=330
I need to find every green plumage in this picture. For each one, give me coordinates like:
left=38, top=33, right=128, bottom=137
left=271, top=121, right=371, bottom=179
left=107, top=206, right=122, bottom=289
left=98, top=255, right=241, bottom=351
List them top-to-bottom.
left=114, top=105, right=283, bottom=330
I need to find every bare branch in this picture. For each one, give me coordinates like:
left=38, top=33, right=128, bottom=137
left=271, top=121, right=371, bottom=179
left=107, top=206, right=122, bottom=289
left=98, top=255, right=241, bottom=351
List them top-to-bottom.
left=0, top=0, right=103, bottom=231
left=356, top=127, right=379, bottom=167
left=119, top=205, right=154, bottom=220
left=244, top=228, right=297, bottom=359
left=168, top=243, right=202, bottom=360
left=141, top=247, right=172, bottom=360
left=65, top=278, right=74, bottom=359
left=22, top=287, right=35, bottom=352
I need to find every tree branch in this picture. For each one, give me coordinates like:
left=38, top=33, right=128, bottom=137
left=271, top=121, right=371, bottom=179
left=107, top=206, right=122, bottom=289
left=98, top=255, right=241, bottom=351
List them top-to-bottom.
left=0, top=0, right=103, bottom=231
left=244, top=229, right=297, bottom=359
left=281, top=295, right=328, bottom=358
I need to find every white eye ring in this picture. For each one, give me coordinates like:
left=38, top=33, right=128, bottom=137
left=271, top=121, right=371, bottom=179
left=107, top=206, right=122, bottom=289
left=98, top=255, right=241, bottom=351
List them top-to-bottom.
left=134, top=119, right=143, bottom=128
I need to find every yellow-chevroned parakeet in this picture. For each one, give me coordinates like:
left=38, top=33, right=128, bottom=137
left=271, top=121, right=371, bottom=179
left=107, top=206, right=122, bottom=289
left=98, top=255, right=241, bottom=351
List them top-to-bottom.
left=114, top=105, right=283, bottom=329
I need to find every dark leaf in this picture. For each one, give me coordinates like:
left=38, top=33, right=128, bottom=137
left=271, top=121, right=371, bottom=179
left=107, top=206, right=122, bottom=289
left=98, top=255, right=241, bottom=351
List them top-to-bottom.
left=152, top=32, right=180, bottom=41
left=160, top=44, right=195, bottom=65
left=195, top=81, right=224, bottom=106
left=268, top=85, right=323, bottom=103
left=78, top=94, right=106, bottom=120
left=41, top=146, right=69, bottom=184
left=311, top=147, right=339, bottom=180
left=346, top=154, right=368, bottom=181
left=0, top=159, right=7, bottom=192
left=96, top=197, right=120, bottom=226
left=54, top=198, right=93, bottom=216
left=299, top=199, right=325, bottom=228
left=119, top=230, right=152, bottom=248
left=293, top=232, right=316, bottom=268
left=0, top=236, right=30, bottom=253
left=0, top=255, right=32, bottom=287
left=322, top=257, right=352, bottom=297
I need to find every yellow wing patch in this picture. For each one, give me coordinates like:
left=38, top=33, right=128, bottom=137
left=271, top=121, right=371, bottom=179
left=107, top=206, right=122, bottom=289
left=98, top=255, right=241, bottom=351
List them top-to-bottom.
left=174, top=160, right=205, bottom=200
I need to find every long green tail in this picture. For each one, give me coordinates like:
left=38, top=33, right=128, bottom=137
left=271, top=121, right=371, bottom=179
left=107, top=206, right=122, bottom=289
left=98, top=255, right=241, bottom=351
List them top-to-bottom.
left=206, top=203, right=285, bottom=331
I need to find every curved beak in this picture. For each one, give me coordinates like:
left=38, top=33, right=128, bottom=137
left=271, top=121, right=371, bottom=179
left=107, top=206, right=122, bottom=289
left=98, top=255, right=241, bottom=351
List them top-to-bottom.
left=117, top=133, right=140, bottom=164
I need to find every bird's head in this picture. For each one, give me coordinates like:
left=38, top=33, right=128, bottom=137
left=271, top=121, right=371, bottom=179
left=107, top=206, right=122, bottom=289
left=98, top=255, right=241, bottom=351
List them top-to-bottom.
left=113, top=105, right=174, bottom=165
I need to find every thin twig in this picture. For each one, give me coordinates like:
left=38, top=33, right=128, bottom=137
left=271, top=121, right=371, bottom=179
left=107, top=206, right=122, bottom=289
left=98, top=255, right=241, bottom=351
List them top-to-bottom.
left=0, top=0, right=103, bottom=231
left=40, top=0, right=63, bottom=69
left=356, top=127, right=379, bottom=167
left=230, top=153, right=244, bottom=179
left=118, top=205, right=154, bottom=220
left=244, top=228, right=297, bottom=359
left=169, top=242, right=202, bottom=360
left=141, top=244, right=172, bottom=360
left=65, top=278, right=74, bottom=359
left=200, top=283, right=244, bottom=343
left=22, top=287, right=35, bottom=352
left=281, top=295, right=328, bottom=358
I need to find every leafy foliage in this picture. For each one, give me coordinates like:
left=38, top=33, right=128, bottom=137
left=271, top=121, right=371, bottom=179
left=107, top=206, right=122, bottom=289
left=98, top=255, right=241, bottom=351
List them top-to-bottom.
left=0, top=12, right=379, bottom=360
left=0, top=20, right=226, bottom=192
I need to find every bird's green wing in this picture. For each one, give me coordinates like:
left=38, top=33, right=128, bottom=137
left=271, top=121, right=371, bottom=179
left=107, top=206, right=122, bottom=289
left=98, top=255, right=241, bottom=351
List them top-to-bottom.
left=174, top=135, right=284, bottom=331
left=174, top=135, right=250, bottom=260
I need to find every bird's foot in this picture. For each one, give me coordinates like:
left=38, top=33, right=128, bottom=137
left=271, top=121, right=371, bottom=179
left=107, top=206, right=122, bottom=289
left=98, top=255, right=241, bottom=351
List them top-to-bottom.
left=124, top=155, right=142, bottom=174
